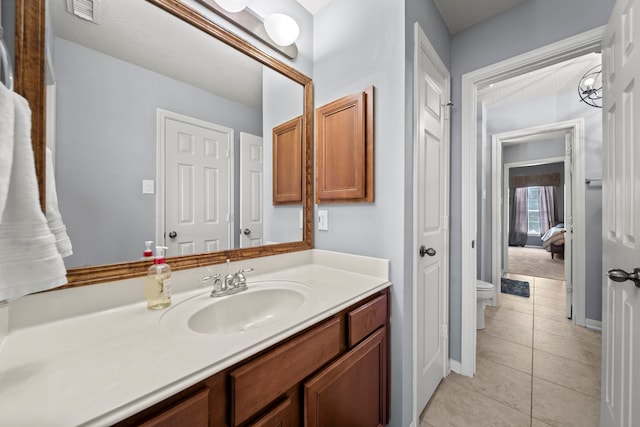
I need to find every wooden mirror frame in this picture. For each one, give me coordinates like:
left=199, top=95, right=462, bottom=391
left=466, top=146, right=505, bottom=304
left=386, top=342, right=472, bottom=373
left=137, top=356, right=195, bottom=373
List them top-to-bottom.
left=14, top=0, right=313, bottom=288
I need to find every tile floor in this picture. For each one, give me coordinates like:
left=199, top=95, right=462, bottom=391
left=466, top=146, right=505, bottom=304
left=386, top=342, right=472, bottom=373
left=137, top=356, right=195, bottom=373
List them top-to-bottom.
left=420, top=274, right=602, bottom=427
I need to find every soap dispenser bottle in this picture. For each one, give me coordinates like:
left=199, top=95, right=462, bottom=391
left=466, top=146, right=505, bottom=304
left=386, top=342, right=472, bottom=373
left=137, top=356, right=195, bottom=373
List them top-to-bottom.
left=142, top=240, right=154, bottom=260
left=144, top=246, right=172, bottom=310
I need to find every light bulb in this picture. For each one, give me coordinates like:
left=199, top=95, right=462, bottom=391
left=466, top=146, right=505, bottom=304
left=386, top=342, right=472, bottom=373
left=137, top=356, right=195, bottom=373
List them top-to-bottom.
left=214, top=0, right=249, bottom=13
left=264, top=13, right=300, bottom=46
left=583, top=77, right=596, bottom=88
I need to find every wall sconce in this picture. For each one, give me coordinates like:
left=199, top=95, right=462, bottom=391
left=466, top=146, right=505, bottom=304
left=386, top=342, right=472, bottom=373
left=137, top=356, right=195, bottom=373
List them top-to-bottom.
left=198, top=0, right=300, bottom=59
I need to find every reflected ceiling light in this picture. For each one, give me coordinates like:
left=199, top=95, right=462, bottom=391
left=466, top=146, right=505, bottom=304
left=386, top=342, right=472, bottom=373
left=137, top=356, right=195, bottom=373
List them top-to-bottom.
left=214, top=0, right=249, bottom=13
left=264, top=13, right=300, bottom=46
left=577, top=64, right=602, bottom=108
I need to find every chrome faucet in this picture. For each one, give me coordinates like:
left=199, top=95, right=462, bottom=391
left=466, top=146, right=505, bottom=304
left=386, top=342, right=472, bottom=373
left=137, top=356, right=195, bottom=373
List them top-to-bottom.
left=204, top=260, right=254, bottom=298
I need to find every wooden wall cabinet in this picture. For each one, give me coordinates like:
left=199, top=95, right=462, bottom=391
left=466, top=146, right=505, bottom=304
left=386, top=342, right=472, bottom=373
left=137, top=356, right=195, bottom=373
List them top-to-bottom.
left=316, top=87, right=374, bottom=203
left=272, top=116, right=303, bottom=205
left=115, top=289, right=389, bottom=427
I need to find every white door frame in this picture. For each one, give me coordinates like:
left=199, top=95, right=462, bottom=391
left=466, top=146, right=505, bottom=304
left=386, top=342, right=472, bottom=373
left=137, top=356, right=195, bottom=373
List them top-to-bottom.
left=412, top=23, right=450, bottom=424
left=460, top=27, right=604, bottom=377
left=156, top=109, right=235, bottom=249
left=491, top=119, right=585, bottom=322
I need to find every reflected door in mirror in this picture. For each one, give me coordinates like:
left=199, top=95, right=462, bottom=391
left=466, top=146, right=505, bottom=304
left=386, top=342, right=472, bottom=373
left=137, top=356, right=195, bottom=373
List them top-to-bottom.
left=161, top=111, right=233, bottom=256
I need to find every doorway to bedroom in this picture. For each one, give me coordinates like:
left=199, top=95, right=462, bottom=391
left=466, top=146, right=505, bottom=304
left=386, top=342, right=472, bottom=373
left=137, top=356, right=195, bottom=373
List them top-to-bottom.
left=506, top=161, right=566, bottom=283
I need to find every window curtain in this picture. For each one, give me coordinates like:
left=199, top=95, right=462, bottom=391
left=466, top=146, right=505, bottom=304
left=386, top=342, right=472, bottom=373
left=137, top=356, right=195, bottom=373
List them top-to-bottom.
left=539, top=186, right=558, bottom=235
left=508, top=187, right=529, bottom=246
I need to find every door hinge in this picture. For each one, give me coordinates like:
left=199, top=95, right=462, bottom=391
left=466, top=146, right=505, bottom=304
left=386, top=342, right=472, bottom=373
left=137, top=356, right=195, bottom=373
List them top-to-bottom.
left=443, top=102, right=452, bottom=120
left=227, top=213, right=233, bottom=223
left=443, top=215, right=448, bottom=230
left=442, top=324, right=448, bottom=339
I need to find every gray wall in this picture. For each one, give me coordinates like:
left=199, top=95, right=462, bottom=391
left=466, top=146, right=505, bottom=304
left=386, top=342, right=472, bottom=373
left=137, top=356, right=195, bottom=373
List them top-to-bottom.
left=1, top=0, right=14, bottom=74
left=314, top=0, right=446, bottom=425
left=314, top=0, right=406, bottom=423
left=449, top=0, right=613, bottom=361
left=54, top=37, right=262, bottom=268
left=262, top=67, right=304, bottom=244
left=508, top=162, right=566, bottom=247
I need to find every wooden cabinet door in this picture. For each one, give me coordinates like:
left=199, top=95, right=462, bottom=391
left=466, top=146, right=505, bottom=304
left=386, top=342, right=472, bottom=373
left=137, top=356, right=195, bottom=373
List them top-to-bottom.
left=315, top=87, right=373, bottom=203
left=272, top=116, right=303, bottom=205
left=304, top=327, right=386, bottom=427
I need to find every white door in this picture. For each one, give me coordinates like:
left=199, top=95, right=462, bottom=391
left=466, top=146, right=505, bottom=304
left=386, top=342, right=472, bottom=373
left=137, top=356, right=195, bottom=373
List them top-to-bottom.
left=601, top=1, right=640, bottom=426
left=415, top=25, right=449, bottom=412
left=160, top=111, right=233, bottom=256
left=240, top=132, right=264, bottom=248
left=564, top=137, right=573, bottom=319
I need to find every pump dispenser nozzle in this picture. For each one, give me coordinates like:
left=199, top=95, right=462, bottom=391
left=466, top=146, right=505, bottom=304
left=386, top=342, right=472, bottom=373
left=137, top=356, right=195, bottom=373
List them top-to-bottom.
left=143, top=241, right=153, bottom=258
left=154, top=246, right=168, bottom=264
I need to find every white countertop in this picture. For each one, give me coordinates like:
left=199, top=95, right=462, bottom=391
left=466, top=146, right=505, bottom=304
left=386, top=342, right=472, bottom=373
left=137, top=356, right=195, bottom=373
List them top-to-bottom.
left=0, top=250, right=390, bottom=426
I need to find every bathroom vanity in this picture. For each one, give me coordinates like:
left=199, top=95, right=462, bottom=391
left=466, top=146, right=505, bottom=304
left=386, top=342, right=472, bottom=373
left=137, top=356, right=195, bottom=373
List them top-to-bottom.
left=0, top=250, right=390, bottom=426
left=117, top=288, right=388, bottom=426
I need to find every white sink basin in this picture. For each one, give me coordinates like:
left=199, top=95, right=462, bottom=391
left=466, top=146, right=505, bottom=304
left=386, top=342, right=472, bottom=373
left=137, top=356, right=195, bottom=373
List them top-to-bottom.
left=160, top=280, right=311, bottom=336
left=188, top=287, right=306, bottom=334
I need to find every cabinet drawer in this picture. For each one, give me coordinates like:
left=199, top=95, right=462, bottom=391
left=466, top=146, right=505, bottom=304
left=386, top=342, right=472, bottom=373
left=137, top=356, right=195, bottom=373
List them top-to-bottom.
left=348, top=293, right=387, bottom=347
left=231, top=317, right=341, bottom=426
left=138, top=389, right=209, bottom=427
left=248, top=397, right=292, bottom=427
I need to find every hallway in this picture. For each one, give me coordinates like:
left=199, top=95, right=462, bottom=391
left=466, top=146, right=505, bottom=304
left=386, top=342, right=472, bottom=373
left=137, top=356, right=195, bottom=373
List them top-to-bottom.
left=420, top=274, right=602, bottom=427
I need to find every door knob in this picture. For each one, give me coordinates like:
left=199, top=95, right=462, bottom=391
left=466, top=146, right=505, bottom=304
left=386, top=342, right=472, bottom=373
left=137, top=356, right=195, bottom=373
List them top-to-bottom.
left=243, top=228, right=251, bottom=235
left=168, top=231, right=177, bottom=239
left=419, top=246, right=436, bottom=257
left=607, top=268, right=640, bottom=287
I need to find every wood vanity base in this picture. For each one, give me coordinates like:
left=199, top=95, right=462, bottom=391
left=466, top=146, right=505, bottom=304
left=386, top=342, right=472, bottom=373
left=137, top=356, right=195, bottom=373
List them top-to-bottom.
left=114, top=288, right=390, bottom=427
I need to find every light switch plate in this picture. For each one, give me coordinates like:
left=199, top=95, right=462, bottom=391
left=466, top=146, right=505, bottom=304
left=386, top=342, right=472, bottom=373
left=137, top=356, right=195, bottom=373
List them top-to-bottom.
left=142, top=180, right=155, bottom=194
left=318, top=210, right=328, bottom=231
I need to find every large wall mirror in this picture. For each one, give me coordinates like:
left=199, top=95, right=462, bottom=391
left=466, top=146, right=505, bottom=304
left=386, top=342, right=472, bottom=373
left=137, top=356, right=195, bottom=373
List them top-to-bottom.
left=15, top=0, right=313, bottom=287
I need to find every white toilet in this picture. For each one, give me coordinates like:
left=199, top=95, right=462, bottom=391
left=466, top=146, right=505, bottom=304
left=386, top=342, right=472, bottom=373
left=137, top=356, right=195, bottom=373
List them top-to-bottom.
left=476, top=280, right=495, bottom=330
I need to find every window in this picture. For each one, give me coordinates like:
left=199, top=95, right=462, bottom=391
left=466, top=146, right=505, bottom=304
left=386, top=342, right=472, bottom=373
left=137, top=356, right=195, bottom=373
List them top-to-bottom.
left=527, top=186, right=540, bottom=234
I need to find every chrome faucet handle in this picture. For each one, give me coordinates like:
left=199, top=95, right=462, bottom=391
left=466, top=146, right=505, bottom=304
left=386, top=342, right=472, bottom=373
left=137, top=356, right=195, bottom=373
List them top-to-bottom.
left=235, top=268, right=254, bottom=288
left=212, top=273, right=223, bottom=292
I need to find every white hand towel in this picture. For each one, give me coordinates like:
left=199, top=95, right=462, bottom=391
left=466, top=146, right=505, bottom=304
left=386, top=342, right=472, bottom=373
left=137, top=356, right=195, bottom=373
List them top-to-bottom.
left=0, top=83, right=67, bottom=301
left=46, top=148, right=73, bottom=257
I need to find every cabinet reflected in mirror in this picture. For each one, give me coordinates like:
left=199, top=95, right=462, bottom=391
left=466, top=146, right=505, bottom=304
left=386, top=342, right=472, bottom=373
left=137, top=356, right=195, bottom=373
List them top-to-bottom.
left=45, top=0, right=307, bottom=269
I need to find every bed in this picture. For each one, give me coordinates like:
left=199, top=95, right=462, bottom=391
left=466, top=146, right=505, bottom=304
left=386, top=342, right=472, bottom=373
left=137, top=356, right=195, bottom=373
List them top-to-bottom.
left=541, top=223, right=565, bottom=259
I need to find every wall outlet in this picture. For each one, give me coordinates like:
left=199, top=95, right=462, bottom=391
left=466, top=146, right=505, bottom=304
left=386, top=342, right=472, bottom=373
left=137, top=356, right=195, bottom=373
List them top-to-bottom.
left=142, top=179, right=155, bottom=194
left=318, top=210, right=328, bottom=231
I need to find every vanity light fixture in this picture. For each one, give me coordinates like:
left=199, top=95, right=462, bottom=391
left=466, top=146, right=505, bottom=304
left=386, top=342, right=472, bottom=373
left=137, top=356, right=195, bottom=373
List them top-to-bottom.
left=197, top=0, right=299, bottom=59
left=213, top=0, right=249, bottom=13
left=264, top=13, right=300, bottom=47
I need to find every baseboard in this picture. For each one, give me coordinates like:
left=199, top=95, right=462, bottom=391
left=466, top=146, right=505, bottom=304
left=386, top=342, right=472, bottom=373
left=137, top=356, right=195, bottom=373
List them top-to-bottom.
left=586, top=318, right=602, bottom=331
left=449, top=359, right=462, bottom=374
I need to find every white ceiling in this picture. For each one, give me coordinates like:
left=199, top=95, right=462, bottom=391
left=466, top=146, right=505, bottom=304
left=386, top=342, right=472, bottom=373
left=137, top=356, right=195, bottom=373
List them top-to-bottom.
left=52, top=0, right=263, bottom=109
left=295, top=0, right=332, bottom=15
left=297, top=0, right=530, bottom=34
left=433, top=0, right=529, bottom=34
left=478, top=53, right=602, bottom=108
